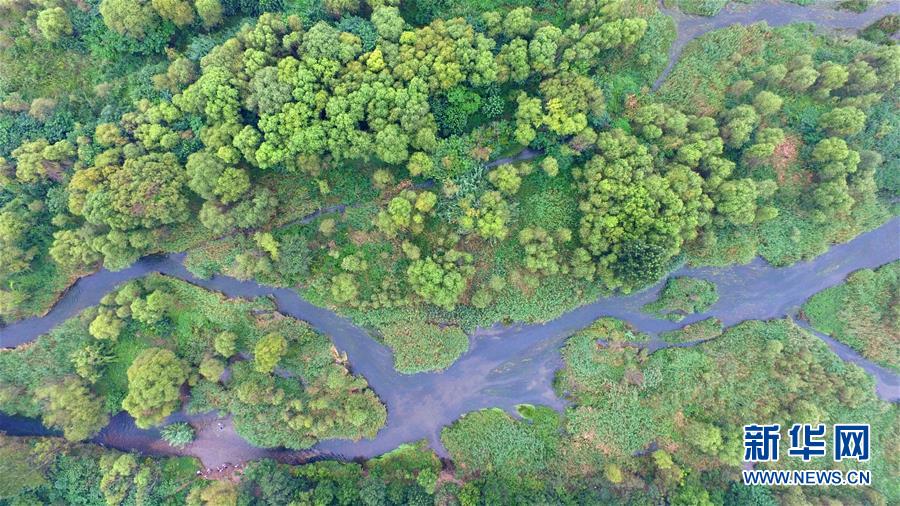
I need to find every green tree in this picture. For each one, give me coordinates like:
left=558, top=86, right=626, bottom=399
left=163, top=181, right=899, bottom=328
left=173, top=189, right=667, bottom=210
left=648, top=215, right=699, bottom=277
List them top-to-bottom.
left=99, top=0, right=160, bottom=38
left=151, top=0, right=194, bottom=26
left=194, top=0, right=222, bottom=27
left=324, top=0, right=360, bottom=16
left=371, top=6, right=404, bottom=42
left=36, top=7, right=73, bottom=42
left=503, top=7, right=533, bottom=38
left=815, top=61, right=849, bottom=96
left=783, top=65, right=819, bottom=92
left=752, top=91, right=782, bottom=117
left=721, top=105, right=759, bottom=148
left=819, top=106, right=866, bottom=136
left=375, top=125, right=410, bottom=165
left=576, top=130, right=698, bottom=288
left=811, top=137, right=860, bottom=179
left=10, top=138, right=74, bottom=183
left=76, top=152, right=190, bottom=232
left=407, top=152, right=434, bottom=177
left=541, top=156, right=559, bottom=177
left=488, top=164, right=524, bottom=195
left=215, top=167, right=250, bottom=205
left=714, top=179, right=759, bottom=226
left=458, top=191, right=511, bottom=241
left=0, top=205, right=37, bottom=281
left=519, top=226, right=568, bottom=276
left=612, top=241, right=669, bottom=287
left=407, top=254, right=470, bottom=311
left=331, top=273, right=359, bottom=304
left=130, top=290, right=170, bottom=325
left=90, top=310, right=124, bottom=341
left=214, top=331, right=237, bottom=357
left=254, top=333, right=287, bottom=374
left=71, top=343, right=114, bottom=383
left=122, top=348, right=189, bottom=428
left=199, top=356, right=225, bottom=381
left=35, top=377, right=109, bottom=441
left=161, top=422, right=195, bottom=448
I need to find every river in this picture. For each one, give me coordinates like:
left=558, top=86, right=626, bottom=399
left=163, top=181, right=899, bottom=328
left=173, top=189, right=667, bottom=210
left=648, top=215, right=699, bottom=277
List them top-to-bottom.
left=1, top=0, right=899, bottom=468
left=2, top=218, right=897, bottom=466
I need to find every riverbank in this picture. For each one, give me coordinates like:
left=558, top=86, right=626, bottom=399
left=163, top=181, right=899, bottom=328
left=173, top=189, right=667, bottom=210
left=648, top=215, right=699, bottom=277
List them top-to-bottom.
left=2, top=218, right=897, bottom=467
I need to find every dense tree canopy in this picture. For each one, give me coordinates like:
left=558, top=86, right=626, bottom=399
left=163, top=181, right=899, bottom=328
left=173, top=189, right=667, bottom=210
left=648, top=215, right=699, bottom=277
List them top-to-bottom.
left=122, top=347, right=189, bottom=428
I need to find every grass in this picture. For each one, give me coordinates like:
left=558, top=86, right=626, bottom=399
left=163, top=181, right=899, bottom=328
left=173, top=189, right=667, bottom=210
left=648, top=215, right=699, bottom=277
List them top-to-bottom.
left=673, top=0, right=730, bottom=16
left=518, top=168, right=578, bottom=232
left=0, top=251, right=85, bottom=324
left=802, top=261, right=899, bottom=372
left=642, top=276, right=719, bottom=321
left=659, top=317, right=724, bottom=343
left=379, top=321, right=469, bottom=374
left=441, top=406, right=561, bottom=479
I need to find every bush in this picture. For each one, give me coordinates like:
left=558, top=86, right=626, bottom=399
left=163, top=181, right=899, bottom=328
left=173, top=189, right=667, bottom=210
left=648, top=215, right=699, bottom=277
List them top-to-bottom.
left=161, top=422, right=196, bottom=448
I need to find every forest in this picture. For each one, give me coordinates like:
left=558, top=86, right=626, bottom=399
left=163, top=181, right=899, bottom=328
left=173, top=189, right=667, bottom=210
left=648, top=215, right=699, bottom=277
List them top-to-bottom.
left=0, top=0, right=898, bottom=503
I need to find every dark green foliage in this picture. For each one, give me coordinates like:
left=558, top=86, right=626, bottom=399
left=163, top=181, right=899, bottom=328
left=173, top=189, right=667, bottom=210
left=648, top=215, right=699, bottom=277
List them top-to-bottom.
left=613, top=241, right=671, bottom=288
left=0, top=434, right=199, bottom=505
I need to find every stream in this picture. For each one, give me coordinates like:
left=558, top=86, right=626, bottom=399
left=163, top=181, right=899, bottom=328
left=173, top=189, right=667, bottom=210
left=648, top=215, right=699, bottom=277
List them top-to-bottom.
left=1, top=1, right=899, bottom=468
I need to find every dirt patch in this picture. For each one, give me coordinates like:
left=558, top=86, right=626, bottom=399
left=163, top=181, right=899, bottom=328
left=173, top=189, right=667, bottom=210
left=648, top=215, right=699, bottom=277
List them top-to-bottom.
left=772, top=136, right=800, bottom=180
left=349, top=230, right=375, bottom=246
left=436, top=469, right=464, bottom=487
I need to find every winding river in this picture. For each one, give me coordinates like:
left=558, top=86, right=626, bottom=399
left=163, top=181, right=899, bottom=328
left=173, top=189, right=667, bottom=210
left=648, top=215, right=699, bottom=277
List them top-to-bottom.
left=2, top=0, right=899, bottom=468
left=2, top=218, right=897, bottom=466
